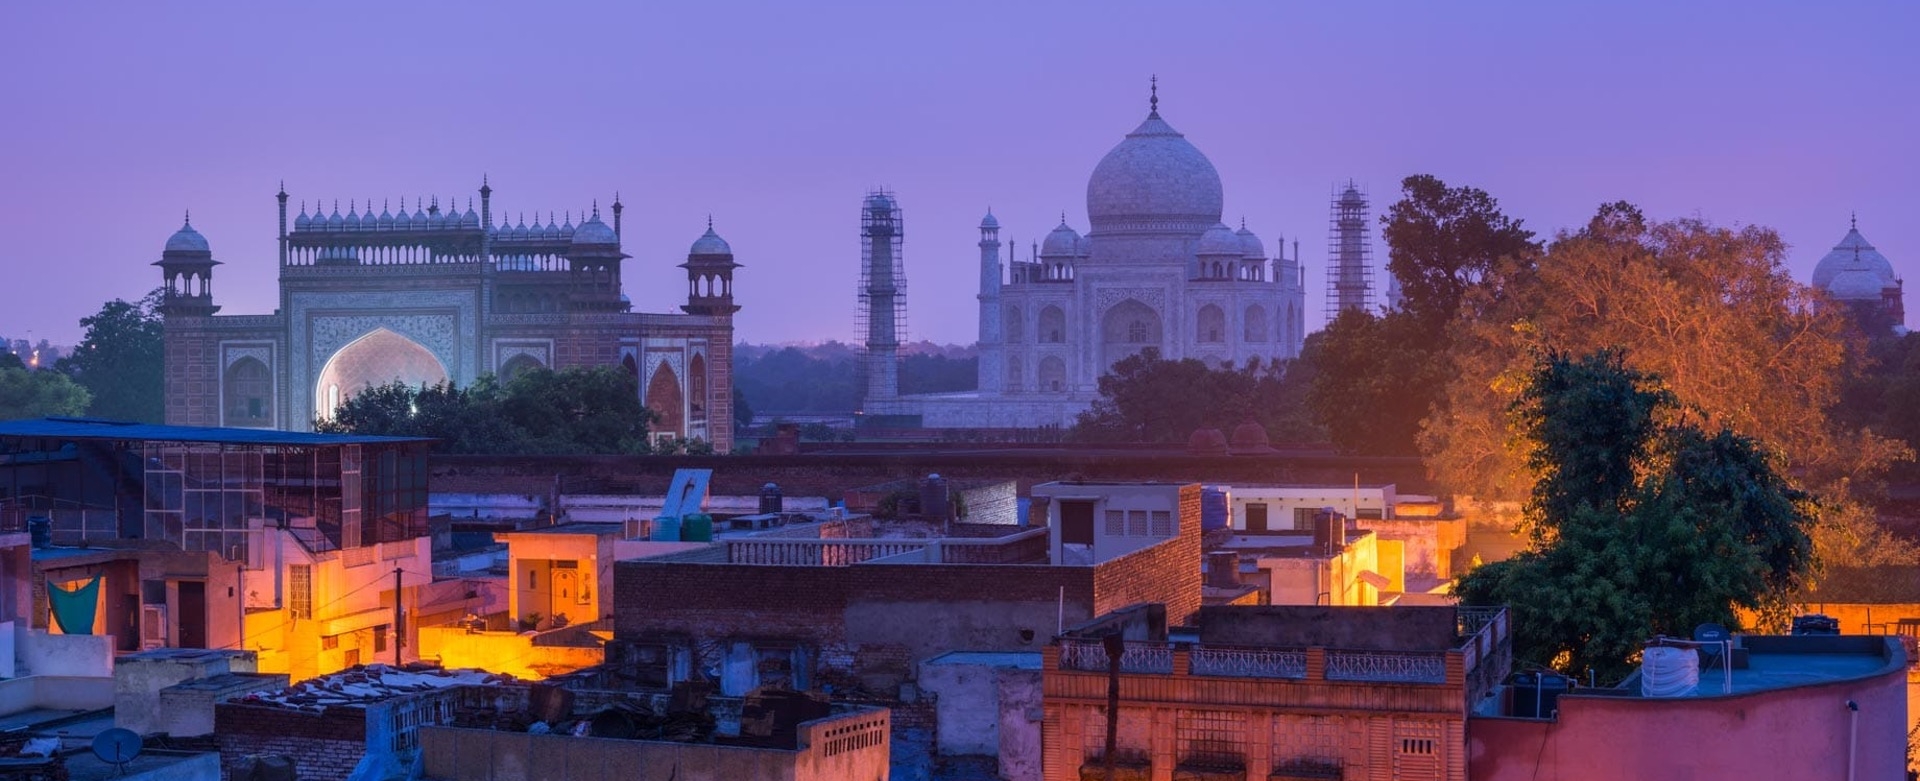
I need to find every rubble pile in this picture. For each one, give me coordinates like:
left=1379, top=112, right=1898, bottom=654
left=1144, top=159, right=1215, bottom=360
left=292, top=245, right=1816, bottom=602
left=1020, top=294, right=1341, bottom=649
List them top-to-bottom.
left=237, top=664, right=518, bottom=712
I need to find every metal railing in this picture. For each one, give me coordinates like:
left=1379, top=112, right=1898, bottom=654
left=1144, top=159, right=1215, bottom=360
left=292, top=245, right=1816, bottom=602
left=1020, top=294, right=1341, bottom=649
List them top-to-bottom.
left=1058, top=639, right=1174, bottom=674
left=1325, top=649, right=1448, bottom=683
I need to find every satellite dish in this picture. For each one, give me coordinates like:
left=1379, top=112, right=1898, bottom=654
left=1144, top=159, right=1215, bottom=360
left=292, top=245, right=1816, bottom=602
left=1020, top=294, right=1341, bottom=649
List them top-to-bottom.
left=1694, top=623, right=1730, bottom=643
left=92, top=727, right=143, bottom=772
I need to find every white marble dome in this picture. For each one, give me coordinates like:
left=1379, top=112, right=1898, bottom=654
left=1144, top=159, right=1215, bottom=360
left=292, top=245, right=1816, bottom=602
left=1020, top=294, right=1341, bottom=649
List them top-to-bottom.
left=1086, top=112, right=1223, bottom=233
left=572, top=212, right=618, bottom=245
left=165, top=219, right=209, bottom=253
left=1041, top=221, right=1083, bottom=257
left=1197, top=222, right=1242, bottom=256
left=1236, top=224, right=1263, bottom=259
left=690, top=226, right=732, bottom=256
left=1813, top=226, right=1897, bottom=300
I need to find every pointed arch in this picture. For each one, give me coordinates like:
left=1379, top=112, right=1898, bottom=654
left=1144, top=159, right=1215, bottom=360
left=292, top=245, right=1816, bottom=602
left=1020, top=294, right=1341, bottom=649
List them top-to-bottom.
left=1101, top=299, right=1163, bottom=370
left=1197, top=304, right=1226, bottom=343
left=1244, top=304, right=1268, bottom=343
left=1038, top=305, right=1066, bottom=344
left=314, top=328, right=448, bottom=420
left=688, top=353, right=708, bottom=421
left=499, top=354, right=544, bottom=383
left=1038, top=355, right=1067, bottom=392
left=223, top=357, right=273, bottom=427
left=646, top=362, right=685, bottom=438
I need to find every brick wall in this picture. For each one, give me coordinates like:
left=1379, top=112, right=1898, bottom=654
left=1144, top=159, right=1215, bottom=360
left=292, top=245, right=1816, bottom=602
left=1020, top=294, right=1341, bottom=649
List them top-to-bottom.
left=162, top=324, right=221, bottom=427
left=1091, top=485, right=1203, bottom=625
left=214, top=702, right=366, bottom=781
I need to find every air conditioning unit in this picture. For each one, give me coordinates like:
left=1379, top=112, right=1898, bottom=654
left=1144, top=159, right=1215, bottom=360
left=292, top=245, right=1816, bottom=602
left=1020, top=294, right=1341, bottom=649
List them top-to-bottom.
left=140, top=605, right=168, bottom=650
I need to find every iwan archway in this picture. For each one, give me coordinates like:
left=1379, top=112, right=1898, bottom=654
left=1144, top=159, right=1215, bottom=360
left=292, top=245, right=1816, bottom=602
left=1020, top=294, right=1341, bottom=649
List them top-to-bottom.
left=314, top=328, right=449, bottom=421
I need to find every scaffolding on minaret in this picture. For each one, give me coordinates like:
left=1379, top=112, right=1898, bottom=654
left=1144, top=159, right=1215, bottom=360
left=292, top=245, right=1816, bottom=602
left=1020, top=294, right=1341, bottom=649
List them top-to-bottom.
left=1326, top=182, right=1374, bottom=324
left=856, top=190, right=907, bottom=406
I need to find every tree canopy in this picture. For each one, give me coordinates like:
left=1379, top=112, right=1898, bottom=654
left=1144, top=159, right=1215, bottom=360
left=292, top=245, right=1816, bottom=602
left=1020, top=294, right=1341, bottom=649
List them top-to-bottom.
left=1302, top=175, right=1538, bottom=456
left=57, top=292, right=165, bottom=423
left=1071, top=349, right=1318, bottom=444
left=1456, top=350, right=1817, bottom=682
left=316, top=366, right=670, bottom=454
left=0, top=367, right=91, bottom=421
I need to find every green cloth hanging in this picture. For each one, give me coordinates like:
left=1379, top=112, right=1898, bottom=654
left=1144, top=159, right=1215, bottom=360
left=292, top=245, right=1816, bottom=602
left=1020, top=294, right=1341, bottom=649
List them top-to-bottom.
left=48, top=575, right=100, bottom=635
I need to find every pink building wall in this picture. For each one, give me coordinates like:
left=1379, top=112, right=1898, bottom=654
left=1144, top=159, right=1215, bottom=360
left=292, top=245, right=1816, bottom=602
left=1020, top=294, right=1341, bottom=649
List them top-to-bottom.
left=1468, top=652, right=1907, bottom=781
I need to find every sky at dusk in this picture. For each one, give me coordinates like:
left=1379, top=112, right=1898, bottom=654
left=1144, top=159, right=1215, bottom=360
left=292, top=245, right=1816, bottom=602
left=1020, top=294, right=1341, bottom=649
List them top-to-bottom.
left=2, top=2, right=1915, bottom=347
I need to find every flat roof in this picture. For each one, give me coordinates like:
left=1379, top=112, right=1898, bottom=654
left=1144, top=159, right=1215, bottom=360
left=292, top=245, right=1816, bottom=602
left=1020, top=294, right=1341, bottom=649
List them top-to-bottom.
left=0, top=418, right=431, bottom=447
left=1629, top=636, right=1899, bottom=698
left=923, top=651, right=1044, bottom=670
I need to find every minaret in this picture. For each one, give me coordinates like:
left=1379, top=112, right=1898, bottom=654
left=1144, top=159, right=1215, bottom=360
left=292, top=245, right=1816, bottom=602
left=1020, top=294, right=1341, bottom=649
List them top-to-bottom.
left=276, top=182, right=289, bottom=266
left=1327, top=183, right=1373, bottom=322
left=858, top=191, right=904, bottom=404
left=976, top=210, right=1004, bottom=394
left=153, top=213, right=221, bottom=317
left=681, top=217, right=741, bottom=316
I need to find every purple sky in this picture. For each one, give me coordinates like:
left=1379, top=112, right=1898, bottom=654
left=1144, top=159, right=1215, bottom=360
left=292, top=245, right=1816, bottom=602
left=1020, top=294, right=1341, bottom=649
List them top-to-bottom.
left=3, top=2, right=1915, bottom=347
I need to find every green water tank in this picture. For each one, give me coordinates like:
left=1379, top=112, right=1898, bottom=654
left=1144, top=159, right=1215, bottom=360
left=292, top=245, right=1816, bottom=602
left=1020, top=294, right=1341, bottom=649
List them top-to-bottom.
left=681, top=513, right=714, bottom=542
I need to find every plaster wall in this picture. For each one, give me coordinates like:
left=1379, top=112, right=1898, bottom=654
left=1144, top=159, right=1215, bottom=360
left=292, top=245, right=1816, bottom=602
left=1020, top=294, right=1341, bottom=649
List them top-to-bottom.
left=1225, top=484, right=1397, bottom=531
left=17, top=626, right=113, bottom=676
left=917, top=656, right=1044, bottom=781
left=1468, top=659, right=1907, bottom=781
left=0, top=675, right=114, bottom=714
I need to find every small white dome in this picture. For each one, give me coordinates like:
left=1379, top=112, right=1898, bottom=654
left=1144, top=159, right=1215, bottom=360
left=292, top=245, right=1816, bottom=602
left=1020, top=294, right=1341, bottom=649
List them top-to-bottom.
left=293, top=206, right=311, bottom=231
left=979, top=211, right=999, bottom=229
left=572, top=212, right=618, bottom=245
left=164, top=218, right=210, bottom=253
left=1040, top=220, right=1082, bottom=257
left=1197, top=222, right=1242, bottom=256
left=1236, top=224, right=1263, bottom=259
left=1813, top=224, right=1898, bottom=298
left=690, top=225, right=732, bottom=255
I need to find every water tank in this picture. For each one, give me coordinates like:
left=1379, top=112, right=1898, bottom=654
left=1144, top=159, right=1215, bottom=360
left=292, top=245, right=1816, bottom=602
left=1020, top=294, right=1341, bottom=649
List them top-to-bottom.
left=918, top=474, right=952, bottom=523
left=759, top=483, right=784, bottom=515
left=1199, top=488, right=1229, bottom=531
left=1311, top=509, right=1346, bottom=554
left=680, top=513, right=714, bottom=542
left=649, top=516, right=682, bottom=542
left=27, top=517, right=51, bottom=549
left=1791, top=614, right=1839, bottom=636
left=1640, top=645, right=1700, bottom=697
left=1509, top=672, right=1571, bottom=718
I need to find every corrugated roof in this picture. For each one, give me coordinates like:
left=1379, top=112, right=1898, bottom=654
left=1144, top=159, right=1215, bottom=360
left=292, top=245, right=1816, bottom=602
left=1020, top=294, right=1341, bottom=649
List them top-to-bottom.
left=0, top=417, right=432, bottom=447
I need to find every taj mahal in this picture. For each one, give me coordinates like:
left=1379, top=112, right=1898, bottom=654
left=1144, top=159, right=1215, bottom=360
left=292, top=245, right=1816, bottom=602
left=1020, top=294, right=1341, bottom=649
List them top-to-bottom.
left=861, top=84, right=1310, bottom=429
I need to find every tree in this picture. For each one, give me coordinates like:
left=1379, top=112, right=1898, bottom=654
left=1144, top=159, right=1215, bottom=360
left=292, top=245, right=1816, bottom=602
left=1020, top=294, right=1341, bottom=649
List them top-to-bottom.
left=1381, top=174, right=1539, bottom=332
left=1302, top=175, right=1537, bottom=456
left=1425, top=204, right=1901, bottom=501
left=57, top=291, right=164, bottom=423
left=1071, top=349, right=1317, bottom=444
left=0, top=351, right=22, bottom=371
left=1456, top=351, right=1817, bottom=682
left=0, top=367, right=91, bottom=421
left=318, top=367, right=658, bottom=454
left=732, top=386, right=755, bottom=433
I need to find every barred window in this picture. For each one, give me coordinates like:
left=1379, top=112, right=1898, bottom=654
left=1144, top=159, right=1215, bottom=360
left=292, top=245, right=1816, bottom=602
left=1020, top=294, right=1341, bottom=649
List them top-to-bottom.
left=1104, top=510, right=1126, bottom=536
left=1126, top=510, right=1149, bottom=536
left=1150, top=510, right=1173, bottom=536
left=289, top=565, right=312, bottom=620
left=1176, top=709, right=1244, bottom=768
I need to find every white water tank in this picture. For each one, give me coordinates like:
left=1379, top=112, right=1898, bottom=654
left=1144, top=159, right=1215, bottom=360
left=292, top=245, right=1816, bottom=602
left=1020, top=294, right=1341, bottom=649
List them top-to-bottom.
left=1640, top=645, right=1700, bottom=697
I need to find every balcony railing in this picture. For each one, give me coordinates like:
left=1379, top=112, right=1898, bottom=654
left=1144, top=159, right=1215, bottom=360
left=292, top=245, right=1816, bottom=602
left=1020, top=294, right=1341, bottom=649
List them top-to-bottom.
left=724, top=527, right=1050, bottom=567
left=1058, top=639, right=1174, bottom=675
left=1189, top=646, right=1308, bottom=679
left=1324, top=649, right=1448, bottom=683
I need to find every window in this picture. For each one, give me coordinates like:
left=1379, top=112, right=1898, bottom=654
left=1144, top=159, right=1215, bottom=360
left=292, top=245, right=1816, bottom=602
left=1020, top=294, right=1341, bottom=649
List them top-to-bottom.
left=1198, top=305, right=1226, bottom=343
left=1039, top=306, right=1066, bottom=343
left=1128, top=320, right=1149, bottom=342
left=1060, top=501, right=1095, bottom=545
left=1246, top=503, right=1268, bottom=532
left=1104, top=510, right=1126, bottom=536
left=1126, top=510, right=1149, bottom=537
left=1150, top=510, right=1174, bottom=536
left=289, top=565, right=312, bottom=620
left=373, top=624, right=389, bottom=654
left=322, top=634, right=340, bottom=650
left=1176, top=709, right=1244, bottom=768
left=1399, top=738, right=1435, bottom=755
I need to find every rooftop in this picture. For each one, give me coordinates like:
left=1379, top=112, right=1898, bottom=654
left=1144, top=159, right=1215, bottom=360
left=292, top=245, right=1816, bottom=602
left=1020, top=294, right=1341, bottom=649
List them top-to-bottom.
left=0, top=417, right=431, bottom=447
left=1619, top=635, right=1902, bottom=699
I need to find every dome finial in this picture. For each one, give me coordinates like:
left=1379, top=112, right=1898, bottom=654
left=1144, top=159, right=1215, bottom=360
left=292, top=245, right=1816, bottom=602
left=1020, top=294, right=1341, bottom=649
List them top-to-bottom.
left=1149, top=74, right=1159, bottom=118
left=592, top=199, right=600, bottom=219
left=183, top=209, right=191, bottom=226
left=1851, top=211, right=1857, bottom=230
left=707, top=213, right=714, bottom=230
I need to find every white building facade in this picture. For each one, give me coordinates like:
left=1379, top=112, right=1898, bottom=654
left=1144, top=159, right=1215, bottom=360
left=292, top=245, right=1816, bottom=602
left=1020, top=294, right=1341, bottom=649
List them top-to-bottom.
left=867, top=90, right=1308, bottom=429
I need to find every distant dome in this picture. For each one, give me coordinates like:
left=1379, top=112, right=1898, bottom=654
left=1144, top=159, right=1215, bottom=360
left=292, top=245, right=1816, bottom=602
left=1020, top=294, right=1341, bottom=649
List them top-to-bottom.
left=1086, top=110, right=1223, bottom=234
left=864, top=193, right=896, bottom=212
left=462, top=204, right=480, bottom=228
left=293, top=207, right=311, bottom=231
left=979, top=211, right=999, bottom=229
left=572, top=212, right=618, bottom=245
left=164, top=218, right=209, bottom=253
left=1040, top=220, right=1082, bottom=257
left=1197, top=223, right=1242, bottom=256
left=1236, top=224, right=1264, bottom=259
left=689, top=225, right=732, bottom=255
left=1813, top=225, right=1898, bottom=301
left=1828, top=268, right=1891, bottom=300
left=1228, top=421, right=1274, bottom=455
left=1186, top=428, right=1228, bottom=456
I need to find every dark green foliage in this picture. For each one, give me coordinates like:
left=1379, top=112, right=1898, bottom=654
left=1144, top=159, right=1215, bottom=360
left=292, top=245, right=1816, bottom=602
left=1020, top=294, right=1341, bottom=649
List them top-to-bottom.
left=1303, top=175, right=1537, bottom=456
left=57, top=292, right=165, bottom=422
left=732, top=342, right=978, bottom=415
left=1071, top=349, right=1319, bottom=444
left=1456, top=350, right=1816, bottom=682
left=0, top=352, right=23, bottom=371
left=0, top=367, right=91, bottom=420
left=317, top=367, right=659, bottom=454
left=732, top=386, right=754, bottom=431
